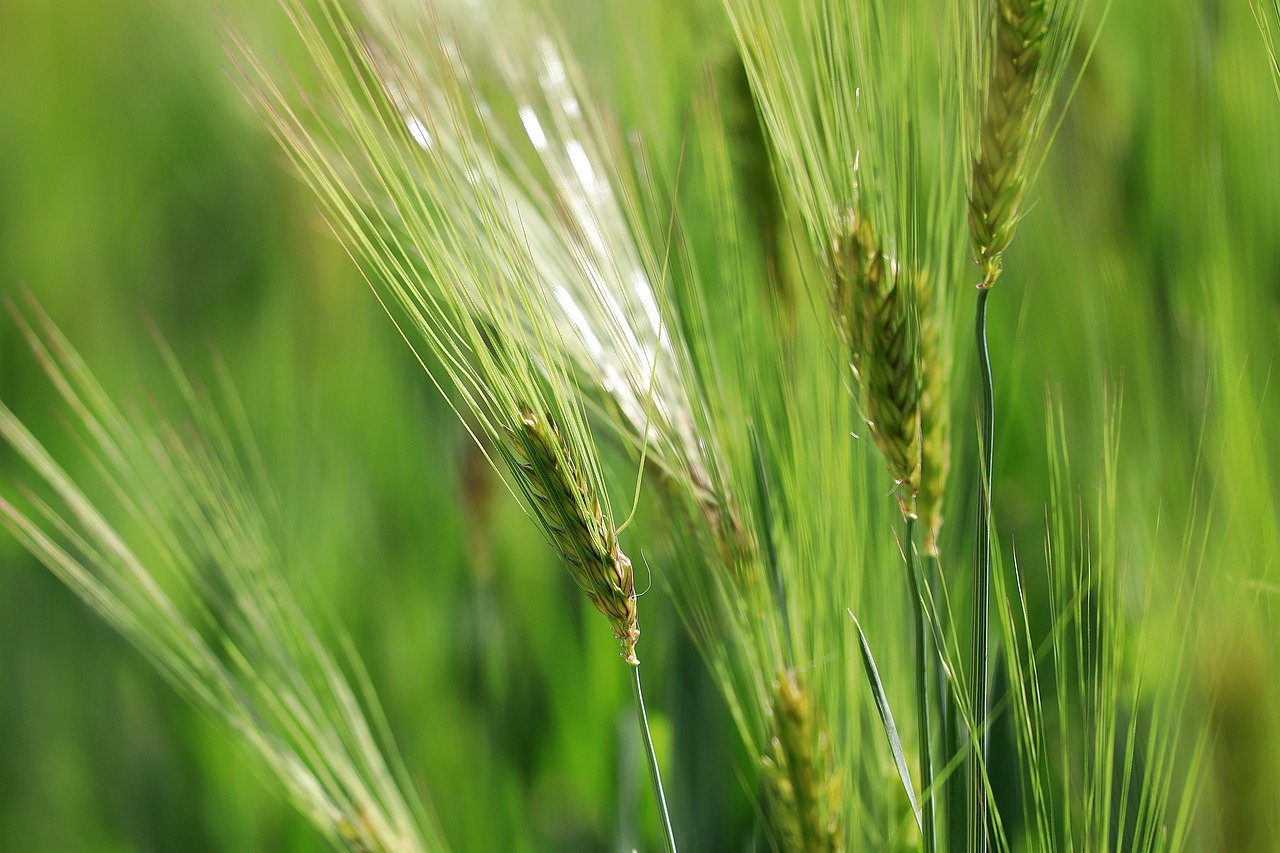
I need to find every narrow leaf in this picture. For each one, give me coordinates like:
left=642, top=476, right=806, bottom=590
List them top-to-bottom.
left=849, top=609, right=923, bottom=831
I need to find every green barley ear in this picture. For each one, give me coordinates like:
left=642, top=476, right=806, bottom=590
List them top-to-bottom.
left=232, top=0, right=666, bottom=667
left=720, top=0, right=965, bottom=525
left=968, top=0, right=1090, bottom=287
left=968, top=0, right=1049, bottom=286
left=831, top=211, right=922, bottom=511
left=915, top=271, right=951, bottom=556
left=511, top=405, right=640, bottom=665
left=760, top=671, right=844, bottom=852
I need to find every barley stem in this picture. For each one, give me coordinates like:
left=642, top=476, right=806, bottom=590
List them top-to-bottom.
left=970, top=286, right=995, bottom=852
left=904, top=515, right=936, bottom=853
left=932, top=551, right=964, bottom=852
left=632, top=664, right=678, bottom=852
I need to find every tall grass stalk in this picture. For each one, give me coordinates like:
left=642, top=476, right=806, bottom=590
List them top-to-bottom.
left=964, top=0, right=1092, bottom=841
left=969, top=286, right=995, bottom=849
left=903, top=516, right=935, bottom=852
left=632, top=665, right=678, bottom=852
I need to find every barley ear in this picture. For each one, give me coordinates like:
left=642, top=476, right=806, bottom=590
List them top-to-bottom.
left=968, top=0, right=1050, bottom=288
left=831, top=211, right=922, bottom=510
left=915, top=271, right=951, bottom=556
left=512, top=405, right=640, bottom=665
left=760, top=671, right=844, bottom=852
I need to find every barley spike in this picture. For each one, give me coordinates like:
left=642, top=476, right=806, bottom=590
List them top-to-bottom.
left=969, top=0, right=1050, bottom=287
left=831, top=211, right=922, bottom=509
left=915, top=271, right=951, bottom=556
left=512, top=405, right=640, bottom=665
left=760, top=671, right=844, bottom=852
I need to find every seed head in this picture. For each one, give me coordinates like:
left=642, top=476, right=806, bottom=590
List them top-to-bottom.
left=969, top=0, right=1051, bottom=287
left=831, top=211, right=922, bottom=509
left=915, top=273, right=951, bottom=555
left=511, top=405, right=640, bottom=665
left=760, top=670, right=844, bottom=852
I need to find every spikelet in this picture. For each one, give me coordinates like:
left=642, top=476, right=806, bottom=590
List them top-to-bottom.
left=968, top=0, right=1051, bottom=287
left=831, top=211, right=922, bottom=509
left=915, top=271, right=951, bottom=556
left=511, top=405, right=640, bottom=665
left=760, top=671, right=844, bottom=852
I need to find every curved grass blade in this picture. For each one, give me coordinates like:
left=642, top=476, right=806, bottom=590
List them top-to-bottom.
left=848, top=610, right=923, bottom=832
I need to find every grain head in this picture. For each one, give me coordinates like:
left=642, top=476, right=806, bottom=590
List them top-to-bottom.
left=831, top=211, right=922, bottom=511
left=512, top=405, right=640, bottom=665
left=760, top=670, right=844, bottom=852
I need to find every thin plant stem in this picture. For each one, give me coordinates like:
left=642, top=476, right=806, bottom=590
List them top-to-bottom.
left=970, top=286, right=995, bottom=852
left=905, top=515, right=936, bottom=853
left=931, top=552, right=964, bottom=852
left=632, top=664, right=678, bottom=853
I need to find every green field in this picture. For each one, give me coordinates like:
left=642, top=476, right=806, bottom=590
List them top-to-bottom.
left=2, top=0, right=1278, bottom=849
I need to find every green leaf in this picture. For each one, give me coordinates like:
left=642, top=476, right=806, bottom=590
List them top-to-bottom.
left=848, top=609, right=923, bottom=832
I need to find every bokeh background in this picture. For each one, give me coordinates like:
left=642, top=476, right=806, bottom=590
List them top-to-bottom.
left=1, top=0, right=1278, bottom=849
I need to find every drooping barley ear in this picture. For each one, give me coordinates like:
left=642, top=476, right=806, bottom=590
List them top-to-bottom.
left=968, top=0, right=1050, bottom=288
left=830, top=210, right=921, bottom=512
left=915, top=272, right=951, bottom=557
left=511, top=405, right=640, bottom=665
left=760, top=671, right=844, bottom=853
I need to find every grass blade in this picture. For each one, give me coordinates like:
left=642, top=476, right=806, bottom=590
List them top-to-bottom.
left=849, top=610, right=923, bottom=832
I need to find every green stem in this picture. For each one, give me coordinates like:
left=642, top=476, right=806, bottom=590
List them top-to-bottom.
left=970, top=286, right=994, bottom=852
left=905, top=515, right=936, bottom=853
left=931, top=553, right=963, bottom=852
left=632, top=664, right=677, bottom=852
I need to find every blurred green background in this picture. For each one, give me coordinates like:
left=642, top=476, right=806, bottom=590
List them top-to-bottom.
left=1, top=0, right=1278, bottom=849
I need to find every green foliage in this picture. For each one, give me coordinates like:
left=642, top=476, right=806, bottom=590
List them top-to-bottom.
left=1, top=0, right=1279, bottom=850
